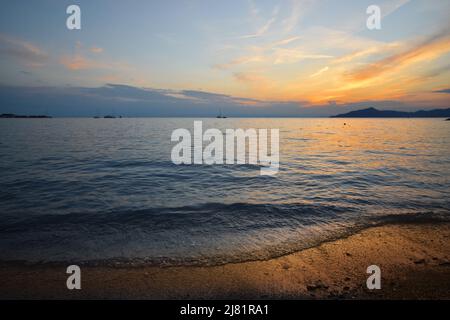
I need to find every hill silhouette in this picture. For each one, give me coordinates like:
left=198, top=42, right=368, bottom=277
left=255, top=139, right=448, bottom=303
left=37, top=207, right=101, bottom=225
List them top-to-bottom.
left=331, top=107, right=450, bottom=118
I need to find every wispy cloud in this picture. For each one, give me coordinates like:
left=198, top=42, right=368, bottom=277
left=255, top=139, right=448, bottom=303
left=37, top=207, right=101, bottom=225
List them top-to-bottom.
left=248, top=0, right=260, bottom=20
left=282, top=0, right=303, bottom=33
left=381, top=0, right=411, bottom=19
left=239, top=4, right=279, bottom=39
left=241, top=18, right=275, bottom=38
left=347, top=29, right=450, bottom=82
left=0, top=34, right=47, bottom=68
left=273, top=36, right=302, bottom=46
left=60, top=42, right=129, bottom=71
left=332, top=42, right=401, bottom=64
left=90, top=47, right=104, bottom=54
left=273, top=49, right=333, bottom=64
left=60, top=54, right=100, bottom=70
left=213, top=55, right=265, bottom=70
left=310, top=66, right=329, bottom=78
left=233, top=71, right=270, bottom=85
left=233, top=71, right=275, bottom=95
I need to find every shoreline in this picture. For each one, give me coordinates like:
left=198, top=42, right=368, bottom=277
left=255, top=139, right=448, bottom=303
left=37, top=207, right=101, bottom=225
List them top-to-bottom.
left=2, top=218, right=446, bottom=269
left=1, top=222, right=449, bottom=299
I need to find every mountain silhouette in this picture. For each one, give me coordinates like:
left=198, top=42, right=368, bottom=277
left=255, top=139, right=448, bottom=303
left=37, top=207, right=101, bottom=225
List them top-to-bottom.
left=331, top=107, right=450, bottom=118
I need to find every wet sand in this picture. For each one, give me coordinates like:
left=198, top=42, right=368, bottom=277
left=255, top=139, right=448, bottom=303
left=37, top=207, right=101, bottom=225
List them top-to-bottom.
left=1, top=223, right=449, bottom=299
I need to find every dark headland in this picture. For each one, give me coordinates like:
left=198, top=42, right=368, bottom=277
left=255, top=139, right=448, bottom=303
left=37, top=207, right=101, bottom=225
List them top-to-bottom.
left=331, top=107, right=450, bottom=118
left=0, top=113, right=52, bottom=119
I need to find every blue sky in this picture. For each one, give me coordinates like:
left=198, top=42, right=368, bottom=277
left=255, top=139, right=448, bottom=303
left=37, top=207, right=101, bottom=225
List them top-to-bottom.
left=0, top=0, right=449, bottom=116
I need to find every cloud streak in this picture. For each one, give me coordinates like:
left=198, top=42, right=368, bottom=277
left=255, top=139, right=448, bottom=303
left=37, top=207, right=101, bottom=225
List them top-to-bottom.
left=239, top=4, right=279, bottom=38
left=346, top=30, right=450, bottom=82
left=0, top=34, right=47, bottom=68
left=60, top=42, right=129, bottom=72
left=90, top=47, right=104, bottom=54
left=310, top=66, right=329, bottom=78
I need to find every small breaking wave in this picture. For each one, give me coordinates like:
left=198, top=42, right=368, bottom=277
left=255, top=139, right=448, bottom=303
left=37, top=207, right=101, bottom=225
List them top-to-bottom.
left=0, top=202, right=448, bottom=266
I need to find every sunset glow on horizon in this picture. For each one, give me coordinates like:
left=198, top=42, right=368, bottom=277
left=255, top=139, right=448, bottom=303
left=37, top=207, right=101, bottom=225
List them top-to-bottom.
left=1, top=0, right=449, bottom=115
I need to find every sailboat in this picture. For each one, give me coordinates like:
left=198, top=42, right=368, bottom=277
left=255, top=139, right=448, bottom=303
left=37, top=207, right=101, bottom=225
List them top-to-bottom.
left=216, top=108, right=227, bottom=118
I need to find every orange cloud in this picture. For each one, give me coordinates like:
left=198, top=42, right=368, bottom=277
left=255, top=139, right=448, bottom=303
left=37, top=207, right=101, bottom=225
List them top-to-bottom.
left=347, top=31, right=450, bottom=82
left=0, top=34, right=48, bottom=68
left=90, top=47, right=104, bottom=54
left=60, top=54, right=99, bottom=70
left=213, top=55, right=266, bottom=70
left=232, top=71, right=275, bottom=98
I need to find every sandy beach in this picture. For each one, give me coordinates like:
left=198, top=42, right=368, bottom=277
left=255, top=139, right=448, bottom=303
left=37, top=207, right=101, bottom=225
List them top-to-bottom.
left=1, top=222, right=449, bottom=300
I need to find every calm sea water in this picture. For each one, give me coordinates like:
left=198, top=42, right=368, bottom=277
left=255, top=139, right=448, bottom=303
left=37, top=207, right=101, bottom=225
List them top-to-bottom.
left=0, top=118, right=449, bottom=265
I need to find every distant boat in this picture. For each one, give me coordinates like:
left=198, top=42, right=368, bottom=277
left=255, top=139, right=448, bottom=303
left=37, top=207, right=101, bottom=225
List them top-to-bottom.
left=216, top=108, right=227, bottom=118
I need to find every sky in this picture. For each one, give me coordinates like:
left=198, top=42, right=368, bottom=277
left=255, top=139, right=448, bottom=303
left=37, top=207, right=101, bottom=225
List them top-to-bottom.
left=0, top=0, right=449, bottom=116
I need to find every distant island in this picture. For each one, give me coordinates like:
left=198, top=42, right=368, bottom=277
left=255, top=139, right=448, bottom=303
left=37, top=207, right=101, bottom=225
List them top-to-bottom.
left=331, top=107, right=450, bottom=118
left=0, top=113, right=52, bottom=119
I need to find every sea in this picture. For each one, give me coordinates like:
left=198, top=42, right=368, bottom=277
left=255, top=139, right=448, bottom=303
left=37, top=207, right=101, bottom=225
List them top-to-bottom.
left=0, top=118, right=449, bottom=266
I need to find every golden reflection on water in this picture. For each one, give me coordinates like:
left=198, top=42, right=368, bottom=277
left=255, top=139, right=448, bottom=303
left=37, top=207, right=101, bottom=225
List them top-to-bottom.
left=227, top=118, right=450, bottom=205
